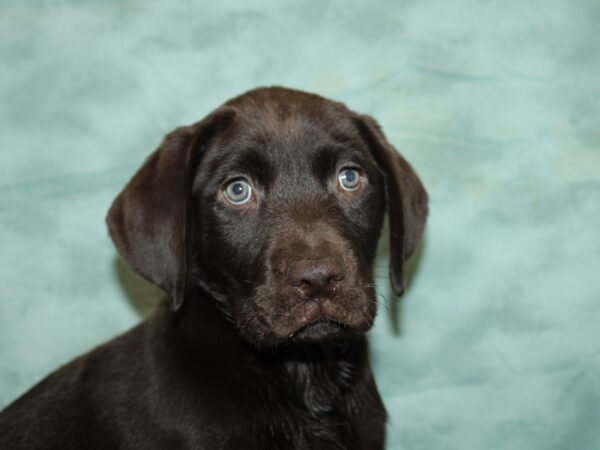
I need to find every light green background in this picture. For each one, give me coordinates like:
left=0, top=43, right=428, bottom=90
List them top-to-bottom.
left=1, top=1, right=599, bottom=449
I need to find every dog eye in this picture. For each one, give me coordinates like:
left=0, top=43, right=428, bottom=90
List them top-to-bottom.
left=338, top=169, right=361, bottom=191
left=223, top=179, right=253, bottom=205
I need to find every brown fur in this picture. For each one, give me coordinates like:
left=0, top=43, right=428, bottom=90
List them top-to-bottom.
left=0, top=87, right=428, bottom=449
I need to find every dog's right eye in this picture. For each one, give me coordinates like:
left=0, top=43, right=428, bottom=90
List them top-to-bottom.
left=223, top=179, right=253, bottom=205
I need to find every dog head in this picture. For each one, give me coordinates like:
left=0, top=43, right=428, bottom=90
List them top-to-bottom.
left=107, top=87, right=428, bottom=346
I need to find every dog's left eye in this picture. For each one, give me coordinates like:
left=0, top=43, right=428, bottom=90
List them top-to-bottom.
left=338, top=169, right=361, bottom=191
left=223, top=179, right=253, bottom=205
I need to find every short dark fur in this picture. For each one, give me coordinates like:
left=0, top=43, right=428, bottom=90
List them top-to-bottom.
left=0, top=87, right=428, bottom=449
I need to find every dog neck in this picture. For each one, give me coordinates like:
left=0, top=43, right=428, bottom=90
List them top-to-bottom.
left=145, top=291, right=372, bottom=445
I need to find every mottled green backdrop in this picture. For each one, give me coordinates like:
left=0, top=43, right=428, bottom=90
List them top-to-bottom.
left=1, top=1, right=599, bottom=449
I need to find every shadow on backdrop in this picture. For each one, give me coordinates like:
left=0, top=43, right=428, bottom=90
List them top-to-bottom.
left=375, top=217, right=429, bottom=337
left=113, top=257, right=162, bottom=318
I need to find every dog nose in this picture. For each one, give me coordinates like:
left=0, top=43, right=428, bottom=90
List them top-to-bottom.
left=287, top=257, right=345, bottom=298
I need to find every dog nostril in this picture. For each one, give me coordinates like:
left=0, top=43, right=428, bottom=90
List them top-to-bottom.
left=287, top=257, right=345, bottom=298
left=299, top=270, right=338, bottom=288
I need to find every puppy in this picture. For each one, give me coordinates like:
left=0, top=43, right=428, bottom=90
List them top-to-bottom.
left=0, top=87, right=428, bottom=449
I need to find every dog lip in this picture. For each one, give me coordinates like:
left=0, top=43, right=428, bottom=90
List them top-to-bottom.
left=285, top=298, right=357, bottom=338
left=287, top=299, right=354, bottom=338
left=288, top=318, right=348, bottom=339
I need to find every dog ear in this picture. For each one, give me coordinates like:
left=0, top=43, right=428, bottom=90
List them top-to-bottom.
left=106, top=109, right=234, bottom=311
left=355, top=115, right=428, bottom=296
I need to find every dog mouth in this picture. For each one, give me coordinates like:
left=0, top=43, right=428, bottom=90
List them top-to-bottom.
left=241, top=284, right=377, bottom=346
left=288, top=318, right=349, bottom=341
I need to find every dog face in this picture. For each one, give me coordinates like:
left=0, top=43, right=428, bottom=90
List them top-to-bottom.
left=107, top=87, right=428, bottom=347
left=192, top=90, right=387, bottom=345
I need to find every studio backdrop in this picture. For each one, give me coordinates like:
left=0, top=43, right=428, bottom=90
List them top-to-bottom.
left=1, top=1, right=599, bottom=449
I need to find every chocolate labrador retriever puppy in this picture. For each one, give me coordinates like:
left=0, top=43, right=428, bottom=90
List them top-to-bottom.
left=0, top=87, right=428, bottom=449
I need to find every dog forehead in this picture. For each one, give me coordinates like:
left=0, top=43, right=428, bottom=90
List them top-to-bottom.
left=225, top=86, right=346, bottom=116
left=224, top=87, right=357, bottom=143
left=201, top=93, right=368, bottom=182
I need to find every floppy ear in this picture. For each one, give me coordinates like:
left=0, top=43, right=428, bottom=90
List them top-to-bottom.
left=106, top=109, right=234, bottom=311
left=355, top=115, right=428, bottom=296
